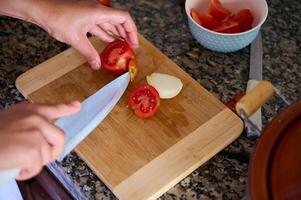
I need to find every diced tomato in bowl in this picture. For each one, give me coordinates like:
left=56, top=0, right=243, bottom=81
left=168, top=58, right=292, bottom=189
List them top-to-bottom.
left=185, top=0, right=268, bottom=52
left=190, top=0, right=255, bottom=34
left=209, top=0, right=231, bottom=20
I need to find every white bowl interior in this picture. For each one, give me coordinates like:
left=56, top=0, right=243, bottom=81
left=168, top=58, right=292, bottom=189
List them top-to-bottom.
left=186, top=0, right=268, bottom=28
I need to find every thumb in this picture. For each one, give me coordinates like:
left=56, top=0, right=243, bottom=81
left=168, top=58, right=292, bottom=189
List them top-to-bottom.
left=71, top=35, right=101, bottom=70
left=32, top=101, right=81, bottom=120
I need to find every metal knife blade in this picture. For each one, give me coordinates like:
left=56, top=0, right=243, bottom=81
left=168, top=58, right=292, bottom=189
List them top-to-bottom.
left=246, top=32, right=263, bottom=133
left=249, top=32, right=263, bottom=80
left=50, top=72, right=130, bottom=200
left=56, top=72, right=130, bottom=160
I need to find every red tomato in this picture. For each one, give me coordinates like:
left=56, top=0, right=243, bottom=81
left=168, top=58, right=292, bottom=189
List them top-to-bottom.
left=98, top=0, right=111, bottom=6
left=209, top=0, right=231, bottom=20
left=191, top=8, right=202, bottom=26
left=233, top=9, right=254, bottom=32
left=198, top=13, right=221, bottom=29
left=212, top=19, right=240, bottom=33
left=101, top=40, right=137, bottom=80
left=128, top=85, right=160, bottom=118
left=224, top=92, right=245, bottom=112
left=234, top=92, right=245, bottom=102
left=225, top=101, right=236, bottom=111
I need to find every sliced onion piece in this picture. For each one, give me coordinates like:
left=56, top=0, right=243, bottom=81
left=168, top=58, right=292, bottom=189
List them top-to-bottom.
left=146, top=73, right=183, bottom=99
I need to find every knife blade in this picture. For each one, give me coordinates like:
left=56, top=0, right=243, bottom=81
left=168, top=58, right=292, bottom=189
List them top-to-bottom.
left=246, top=32, right=263, bottom=132
left=0, top=72, right=130, bottom=195
left=56, top=72, right=130, bottom=160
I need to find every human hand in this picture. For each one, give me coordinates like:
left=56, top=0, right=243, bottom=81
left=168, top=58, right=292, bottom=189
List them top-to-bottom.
left=0, top=0, right=138, bottom=69
left=38, top=0, right=139, bottom=70
left=0, top=101, right=81, bottom=180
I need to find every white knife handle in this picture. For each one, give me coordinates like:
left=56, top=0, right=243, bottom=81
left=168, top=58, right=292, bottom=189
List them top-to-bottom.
left=246, top=79, right=262, bottom=131
left=0, top=168, right=20, bottom=187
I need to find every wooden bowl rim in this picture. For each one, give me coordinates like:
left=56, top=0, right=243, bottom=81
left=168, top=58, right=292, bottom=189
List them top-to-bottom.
left=249, top=100, right=301, bottom=200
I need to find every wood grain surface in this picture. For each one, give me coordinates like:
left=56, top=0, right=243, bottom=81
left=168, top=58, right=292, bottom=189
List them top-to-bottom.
left=16, top=35, right=243, bottom=200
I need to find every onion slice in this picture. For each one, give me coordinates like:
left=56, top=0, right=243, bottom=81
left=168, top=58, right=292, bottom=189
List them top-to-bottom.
left=146, top=73, right=183, bottom=99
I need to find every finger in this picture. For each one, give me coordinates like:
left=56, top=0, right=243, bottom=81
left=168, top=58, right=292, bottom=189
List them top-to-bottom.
left=122, top=17, right=139, bottom=49
left=99, top=23, right=120, bottom=38
left=116, top=24, right=126, bottom=39
left=89, top=26, right=114, bottom=43
left=70, top=35, right=101, bottom=70
left=32, top=101, right=81, bottom=121
left=31, top=117, right=66, bottom=161
left=35, top=132, right=53, bottom=165
left=16, top=134, right=43, bottom=180
left=16, top=166, right=42, bottom=181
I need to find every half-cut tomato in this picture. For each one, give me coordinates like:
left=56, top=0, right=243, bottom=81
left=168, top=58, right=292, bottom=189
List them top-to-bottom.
left=209, top=0, right=231, bottom=20
left=100, top=40, right=137, bottom=81
left=128, top=84, right=160, bottom=118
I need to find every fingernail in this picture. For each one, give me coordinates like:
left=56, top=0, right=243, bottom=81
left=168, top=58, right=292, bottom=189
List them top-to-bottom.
left=91, top=60, right=101, bottom=70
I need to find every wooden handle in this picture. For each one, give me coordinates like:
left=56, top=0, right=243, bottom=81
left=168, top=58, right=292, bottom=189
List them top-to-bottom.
left=246, top=79, right=262, bottom=130
left=236, top=81, right=274, bottom=116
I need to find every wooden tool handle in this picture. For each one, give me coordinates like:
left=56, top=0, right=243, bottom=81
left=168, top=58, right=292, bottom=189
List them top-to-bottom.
left=236, top=81, right=274, bottom=116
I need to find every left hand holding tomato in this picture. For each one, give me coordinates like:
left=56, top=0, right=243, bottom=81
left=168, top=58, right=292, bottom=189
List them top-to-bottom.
left=0, top=0, right=139, bottom=70
left=42, top=0, right=139, bottom=70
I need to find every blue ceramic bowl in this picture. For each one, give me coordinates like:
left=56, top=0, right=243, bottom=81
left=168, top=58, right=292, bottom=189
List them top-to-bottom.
left=186, top=0, right=268, bottom=52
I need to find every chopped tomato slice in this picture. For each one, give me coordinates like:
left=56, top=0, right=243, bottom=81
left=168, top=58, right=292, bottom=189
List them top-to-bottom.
left=209, top=0, right=231, bottom=20
left=191, top=8, right=202, bottom=26
left=233, top=9, right=254, bottom=32
left=198, top=13, right=221, bottom=29
left=212, top=19, right=240, bottom=33
left=100, top=40, right=137, bottom=80
left=128, top=84, right=160, bottom=118
left=234, top=92, right=245, bottom=102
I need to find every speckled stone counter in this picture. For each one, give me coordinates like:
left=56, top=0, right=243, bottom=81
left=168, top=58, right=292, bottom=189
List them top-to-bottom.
left=0, top=0, right=300, bottom=199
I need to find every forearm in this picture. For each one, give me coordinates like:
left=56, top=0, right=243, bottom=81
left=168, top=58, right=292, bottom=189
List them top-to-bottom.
left=0, top=0, right=51, bottom=31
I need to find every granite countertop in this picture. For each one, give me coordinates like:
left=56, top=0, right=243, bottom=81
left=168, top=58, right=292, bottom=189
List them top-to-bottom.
left=0, top=0, right=300, bottom=199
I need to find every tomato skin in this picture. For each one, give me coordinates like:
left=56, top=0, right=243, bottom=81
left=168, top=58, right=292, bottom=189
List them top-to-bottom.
left=98, top=0, right=111, bottom=6
left=209, top=0, right=231, bottom=20
left=191, top=8, right=221, bottom=29
left=233, top=9, right=254, bottom=32
left=198, top=13, right=221, bottom=29
left=101, top=40, right=137, bottom=78
left=128, top=84, right=160, bottom=118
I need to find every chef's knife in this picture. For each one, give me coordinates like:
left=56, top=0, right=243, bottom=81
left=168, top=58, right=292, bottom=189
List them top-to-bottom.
left=247, top=32, right=263, bottom=131
left=0, top=72, right=130, bottom=197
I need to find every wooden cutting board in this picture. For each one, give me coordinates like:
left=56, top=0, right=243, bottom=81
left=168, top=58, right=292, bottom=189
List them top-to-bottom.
left=16, top=34, right=243, bottom=200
